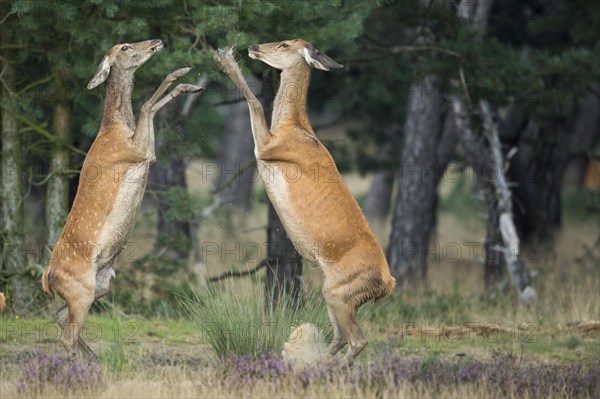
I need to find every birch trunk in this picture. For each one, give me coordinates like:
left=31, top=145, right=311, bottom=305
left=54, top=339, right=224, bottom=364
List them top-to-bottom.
left=453, top=99, right=536, bottom=304
left=481, top=100, right=536, bottom=303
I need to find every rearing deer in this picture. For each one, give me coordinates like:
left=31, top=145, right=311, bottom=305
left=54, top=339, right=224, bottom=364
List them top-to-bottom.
left=42, top=39, right=203, bottom=359
left=215, top=39, right=395, bottom=366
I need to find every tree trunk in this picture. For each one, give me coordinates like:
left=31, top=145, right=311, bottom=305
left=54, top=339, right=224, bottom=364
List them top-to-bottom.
left=386, top=0, right=461, bottom=286
left=453, top=0, right=534, bottom=301
left=1, top=21, right=36, bottom=313
left=260, top=72, right=303, bottom=308
left=213, top=75, right=260, bottom=212
left=387, top=76, right=445, bottom=286
left=152, top=77, right=206, bottom=271
left=560, top=86, right=599, bottom=187
left=45, top=98, right=72, bottom=254
left=453, top=99, right=536, bottom=304
left=453, top=102, right=506, bottom=287
left=437, top=108, right=458, bottom=173
left=509, top=117, right=570, bottom=250
left=363, top=140, right=398, bottom=224
left=153, top=156, right=192, bottom=262
left=363, top=170, right=394, bottom=223
left=265, top=202, right=303, bottom=308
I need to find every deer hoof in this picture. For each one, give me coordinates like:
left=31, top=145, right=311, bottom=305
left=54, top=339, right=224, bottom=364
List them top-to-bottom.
left=168, top=67, right=192, bottom=81
left=177, top=84, right=204, bottom=94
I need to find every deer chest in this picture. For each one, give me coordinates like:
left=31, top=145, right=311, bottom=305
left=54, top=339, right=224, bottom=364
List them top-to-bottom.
left=95, top=161, right=150, bottom=265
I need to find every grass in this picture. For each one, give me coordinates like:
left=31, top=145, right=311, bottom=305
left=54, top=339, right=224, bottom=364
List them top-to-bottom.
left=2, top=166, right=598, bottom=397
left=561, top=187, right=600, bottom=220
left=2, top=222, right=598, bottom=396
left=1, top=275, right=598, bottom=397
left=176, top=277, right=332, bottom=358
left=100, top=339, right=129, bottom=373
left=3, top=349, right=598, bottom=398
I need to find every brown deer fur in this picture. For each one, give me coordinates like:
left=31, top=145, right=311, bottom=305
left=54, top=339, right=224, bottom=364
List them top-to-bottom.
left=41, top=39, right=202, bottom=359
left=214, top=39, right=395, bottom=365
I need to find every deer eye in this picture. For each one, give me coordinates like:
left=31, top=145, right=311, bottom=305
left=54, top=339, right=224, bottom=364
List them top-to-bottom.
left=280, top=43, right=289, bottom=49
left=121, top=45, right=131, bottom=51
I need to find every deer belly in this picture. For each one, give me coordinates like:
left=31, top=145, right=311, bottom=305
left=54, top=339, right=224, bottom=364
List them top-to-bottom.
left=95, top=162, right=150, bottom=265
left=258, top=162, right=319, bottom=264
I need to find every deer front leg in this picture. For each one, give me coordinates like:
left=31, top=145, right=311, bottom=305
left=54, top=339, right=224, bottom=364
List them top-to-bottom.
left=213, top=49, right=272, bottom=149
left=214, top=50, right=259, bottom=103
left=145, top=67, right=193, bottom=109
left=133, top=69, right=203, bottom=162
left=135, top=84, right=203, bottom=162
left=150, top=84, right=204, bottom=113
left=133, top=113, right=157, bottom=163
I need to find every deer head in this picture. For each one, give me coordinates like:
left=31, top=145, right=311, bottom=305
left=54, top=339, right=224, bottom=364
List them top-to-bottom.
left=87, top=39, right=164, bottom=90
left=248, top=39, right=343, bottom=71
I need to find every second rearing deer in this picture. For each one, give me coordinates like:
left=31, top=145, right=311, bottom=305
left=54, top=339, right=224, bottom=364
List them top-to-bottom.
left=41, top=39, right=203, bottom=359
left=215, top=39, right=396, bottom=366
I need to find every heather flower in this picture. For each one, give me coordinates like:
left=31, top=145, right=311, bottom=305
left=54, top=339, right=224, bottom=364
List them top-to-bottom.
left=287, top=351, right=599, bottom=397
left=222, top=352, right=293, bottom=388
left=16, top=353, right=105, bottom=395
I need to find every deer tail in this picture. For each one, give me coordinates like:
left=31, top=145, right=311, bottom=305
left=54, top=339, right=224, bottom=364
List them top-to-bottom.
left=41, top=268, right=55, bottom=300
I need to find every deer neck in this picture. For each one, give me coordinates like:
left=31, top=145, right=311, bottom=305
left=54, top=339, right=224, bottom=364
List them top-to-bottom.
left=272, top=64, right=311, bottom=129
left=101, top=68, right=135, bottom=131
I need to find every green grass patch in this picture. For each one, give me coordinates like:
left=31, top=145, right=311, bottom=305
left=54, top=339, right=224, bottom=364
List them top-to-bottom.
left=438, top=170, right=479, bottom=221
left=561, top=187, right=600, bottom=221
left=177, top=279, right=331, bottom=358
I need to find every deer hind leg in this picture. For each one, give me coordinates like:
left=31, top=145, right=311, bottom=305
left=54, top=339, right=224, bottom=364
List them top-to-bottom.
left=53, top=266, right=115, bottom=361
left=58, top=274, right=95, bottom=360
left=323, top=289, right=367, bottom=367
left=324, top=303, right=347, bottom=358
left=55, top=305, right=97, bottom=361
left=342, top=306, right=367, bottom=366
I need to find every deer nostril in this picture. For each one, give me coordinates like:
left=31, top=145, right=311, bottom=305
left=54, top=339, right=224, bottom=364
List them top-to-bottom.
left=150, top=39, right=164, bottom=52
left=248, top=45, right=258, bottom=51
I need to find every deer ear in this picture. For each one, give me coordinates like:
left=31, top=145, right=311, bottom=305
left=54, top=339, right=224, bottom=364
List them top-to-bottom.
left=302, top=47, right=343, bottom=71
left=87, top=53, right=112, bottom=90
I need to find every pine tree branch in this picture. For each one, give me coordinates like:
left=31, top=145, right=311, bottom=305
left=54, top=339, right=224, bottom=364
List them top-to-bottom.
left=0, top=11, right=14, bottom=25
left=362, top=43, right=462, bottom=58
left=387, top=44, right=462, bottom=58
left=0, top=64, right=15, bottom=95
left=15, top=74, right=53, bottom=97
left=212, top=97, right=250, bottom=107
left=2, top=107, right=87, bottom=156
left=28, top=168, right=80, bottom=186
left=207, top=259, right=268, bottom=283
